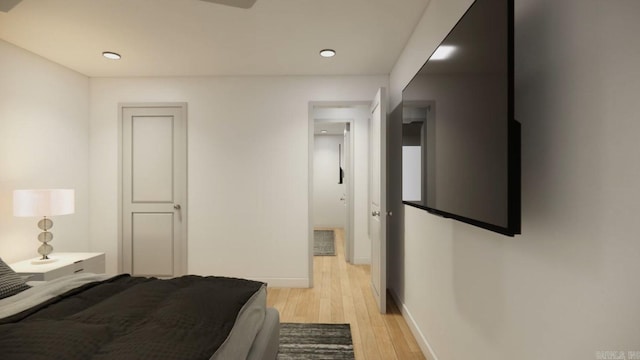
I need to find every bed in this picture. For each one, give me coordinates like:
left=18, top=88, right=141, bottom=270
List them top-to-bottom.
left=0, top=258, right=280, bottom=360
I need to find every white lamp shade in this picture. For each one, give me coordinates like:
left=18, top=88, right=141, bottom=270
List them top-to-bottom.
left=13, top=189, right=75, bottom=217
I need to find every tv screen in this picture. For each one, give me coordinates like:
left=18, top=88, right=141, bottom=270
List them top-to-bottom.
left=401, top=0, right=520, bottom=236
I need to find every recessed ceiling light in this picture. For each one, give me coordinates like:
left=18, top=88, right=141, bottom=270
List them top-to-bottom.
left=430, top=45, right=456, bottom=60
left=319, top=49, right=336, bottom=58
left=102, top=51, right=121, bottom=60
left=321, top=130, right=328, bottom=134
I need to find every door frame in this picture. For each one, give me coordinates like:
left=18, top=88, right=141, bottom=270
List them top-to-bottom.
left=308, top=101, right=367, bottom=287
left=117, top=102, right=188, bottom=275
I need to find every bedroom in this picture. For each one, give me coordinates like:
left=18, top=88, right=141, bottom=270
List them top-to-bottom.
left=1, top=0, right=640, bottom=359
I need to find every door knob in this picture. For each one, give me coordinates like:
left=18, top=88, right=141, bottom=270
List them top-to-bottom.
left=174, top=204, right=181, bottom=210
left=371, top=211, right=380, bottom=216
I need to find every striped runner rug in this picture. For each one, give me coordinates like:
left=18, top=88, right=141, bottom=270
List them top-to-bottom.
left=277, top=323, right=354, bottom=360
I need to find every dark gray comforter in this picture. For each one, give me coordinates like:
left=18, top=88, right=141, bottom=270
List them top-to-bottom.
left=0, top=274, right=265, bottom=360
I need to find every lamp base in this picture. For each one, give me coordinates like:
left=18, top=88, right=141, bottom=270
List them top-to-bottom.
left=30, top=257, right=58, bottom=265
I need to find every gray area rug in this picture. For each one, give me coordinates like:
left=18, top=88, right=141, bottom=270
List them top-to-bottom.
left=313, top=230, right=336, bottom=256
left=278, top=323, right=354, bottom=360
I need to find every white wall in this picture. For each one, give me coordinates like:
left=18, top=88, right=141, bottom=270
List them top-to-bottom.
left=389, top=0, right=640, bottom=359
left=0, top=40, right=90, bottom=263
left=89, top=76, right=387, bottom=286
left=313, top=106, right=371, bottom=264
left=313, top=135, right=346, bottom=229
left=402, top=146, right=421, bottom=201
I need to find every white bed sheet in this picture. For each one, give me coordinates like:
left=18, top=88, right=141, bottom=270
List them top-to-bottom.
left=0, top=273, right=114, bottom=319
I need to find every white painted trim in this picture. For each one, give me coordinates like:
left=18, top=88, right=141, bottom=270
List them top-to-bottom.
left=307, top=104, right=315, bottom=288
left=117, top=106, right=123, bottom=274
left=346, top=123, right=355, bottom=264
left=353, top=257, right=370, bottom=265
left=251, top=277, right=310, bottom=288
left=389, top=289, right=439, bottom=360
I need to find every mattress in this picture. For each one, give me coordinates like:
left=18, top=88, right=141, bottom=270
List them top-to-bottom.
left=246, top=307, right=280, bottom=360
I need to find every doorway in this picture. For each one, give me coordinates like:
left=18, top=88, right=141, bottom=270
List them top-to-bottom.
left=307, top=91, right=388, bottom=314
left=308, top=102, right=370, bottom=287
left=312, top=120, right=351, bottom=262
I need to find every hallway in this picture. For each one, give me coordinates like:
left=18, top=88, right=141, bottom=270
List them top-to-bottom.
left=266, top=228, right=426, bottom=359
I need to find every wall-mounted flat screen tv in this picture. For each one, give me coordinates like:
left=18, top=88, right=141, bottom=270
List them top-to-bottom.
left=401, top=0, right=520, bottom=236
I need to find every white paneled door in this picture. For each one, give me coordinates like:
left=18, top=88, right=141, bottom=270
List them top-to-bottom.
left=369, top=88, right=387, bottom=313
left=121, top=104, right=187, bottom=277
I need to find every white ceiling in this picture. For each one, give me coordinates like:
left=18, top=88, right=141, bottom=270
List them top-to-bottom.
left=0, top=0, right=429, bottom=77
left=314, top=122, right=346, bottom=135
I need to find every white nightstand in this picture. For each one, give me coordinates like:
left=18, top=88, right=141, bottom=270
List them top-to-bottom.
left=9, top=252, right=106, bottom=281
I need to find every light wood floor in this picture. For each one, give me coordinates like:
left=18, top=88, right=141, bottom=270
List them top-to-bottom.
left=266, top=228, right=426, bottom=360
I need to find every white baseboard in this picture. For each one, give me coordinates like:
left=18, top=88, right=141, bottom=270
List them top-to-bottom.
left=353, top=257, right=370, bottom=265
left=250, top=277, right=309, bottom=288
left=389, top=289, right=439, bottom=360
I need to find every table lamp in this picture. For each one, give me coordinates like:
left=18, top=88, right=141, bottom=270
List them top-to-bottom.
left=13, top=189, right=75, bottom=264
